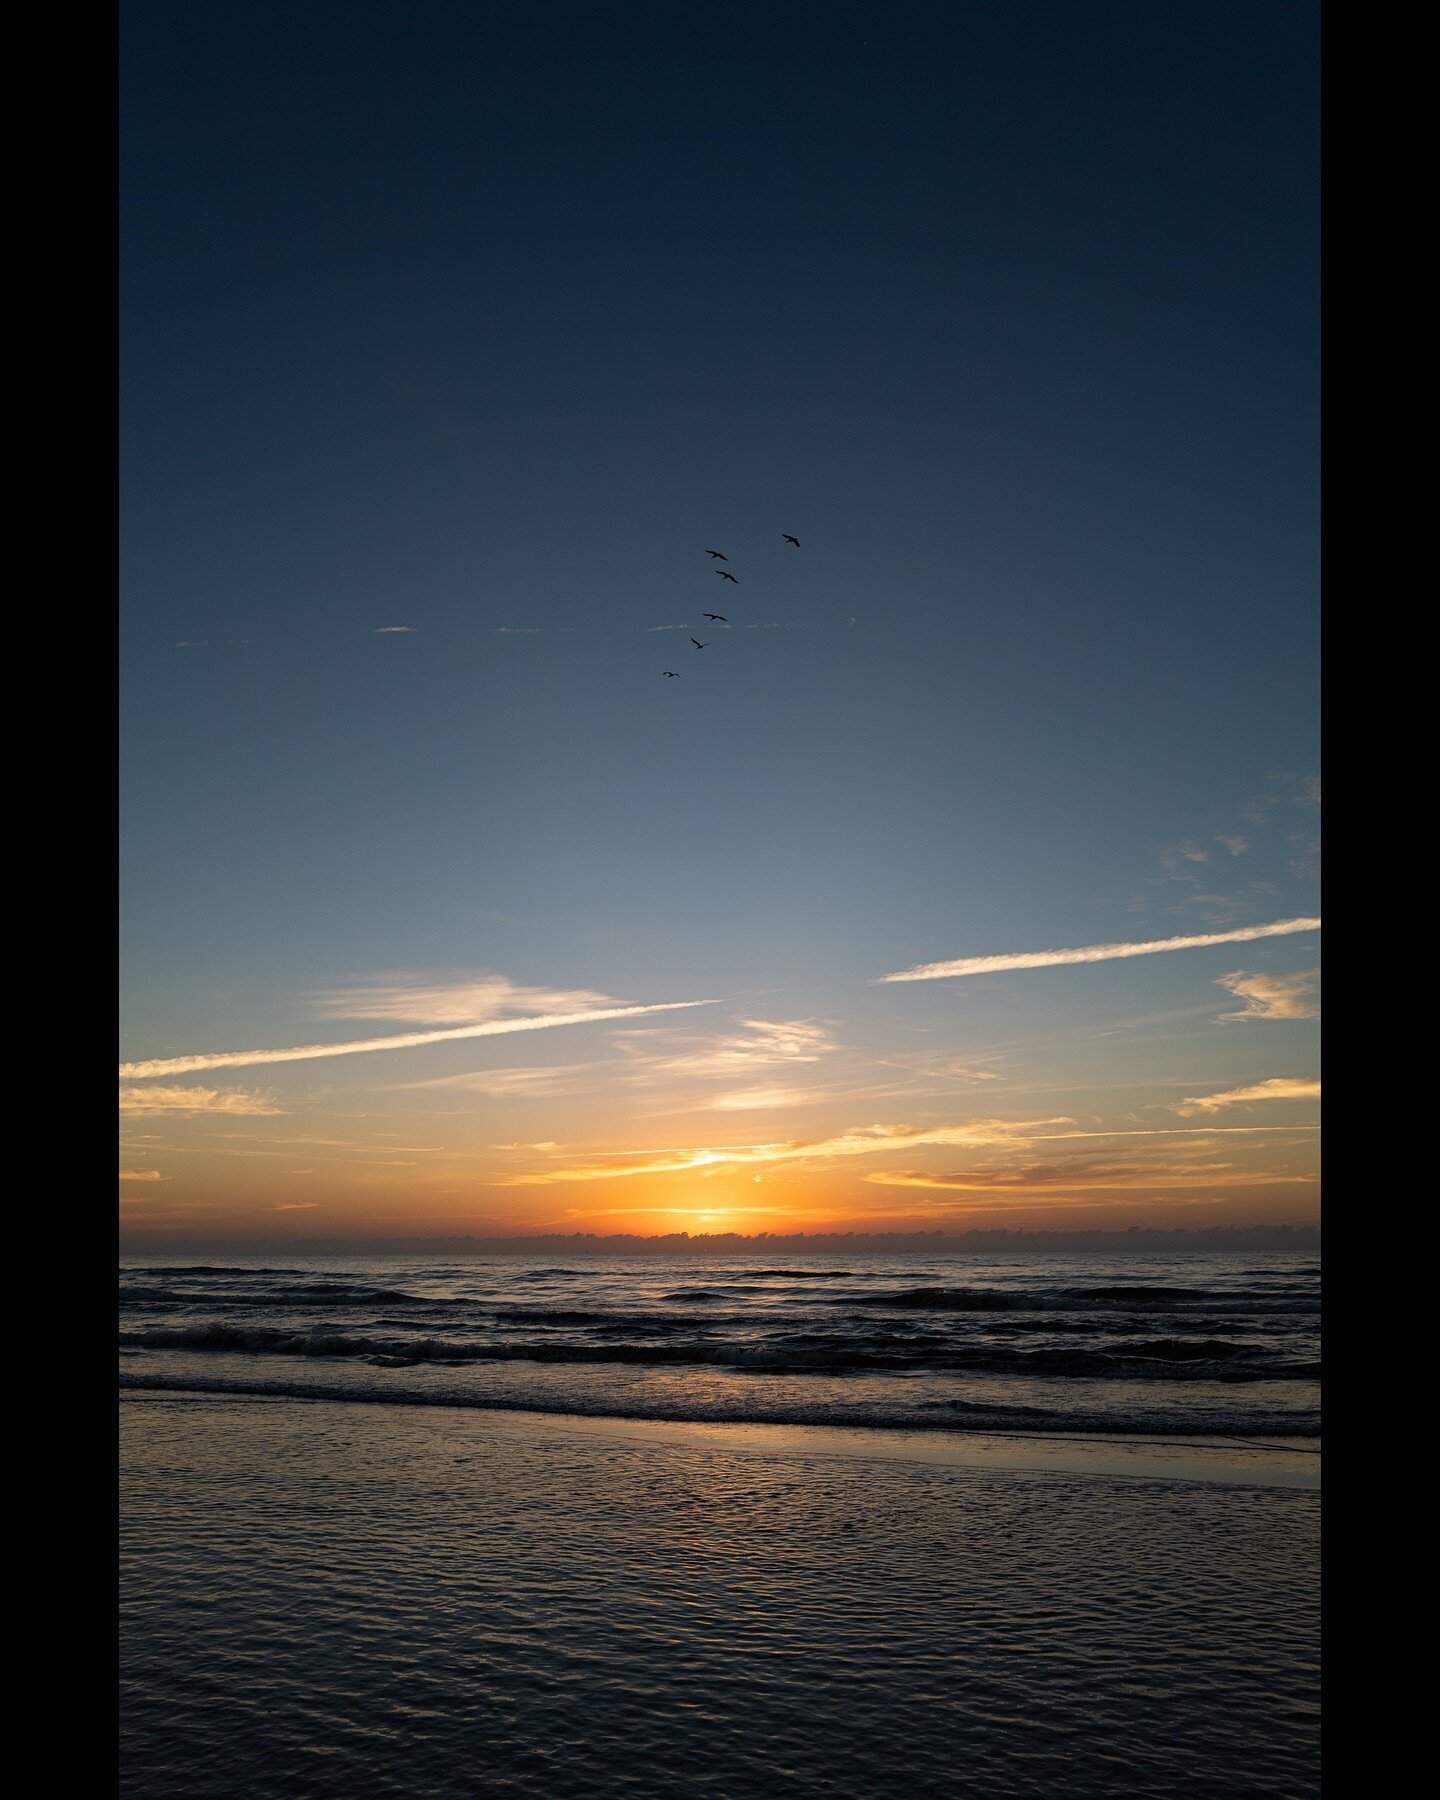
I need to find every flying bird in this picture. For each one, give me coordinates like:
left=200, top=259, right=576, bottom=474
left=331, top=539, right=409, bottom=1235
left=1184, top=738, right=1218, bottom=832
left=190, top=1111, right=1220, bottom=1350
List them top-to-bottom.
left=783, top=534, right=800, bottom=547
left=705, top=550, right=728, bottom=560
left=717, top=570, right=738, bottom=583
left=702, top=613, right=728, bottom=623
left=691, top=639, right=710, bottom=650
left=664, top=670, right=680, bottom=677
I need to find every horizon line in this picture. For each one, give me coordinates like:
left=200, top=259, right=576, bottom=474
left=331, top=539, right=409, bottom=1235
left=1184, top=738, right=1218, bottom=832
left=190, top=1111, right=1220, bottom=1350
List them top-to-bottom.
left=120, top=1222, right=1321, bottom=1248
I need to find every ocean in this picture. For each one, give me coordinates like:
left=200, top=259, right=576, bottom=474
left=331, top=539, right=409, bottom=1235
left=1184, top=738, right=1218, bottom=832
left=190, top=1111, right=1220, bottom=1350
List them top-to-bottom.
left=119, top=1250, right=1319, bottom=1441
left=120, top=1251, right=1320, bottom=1796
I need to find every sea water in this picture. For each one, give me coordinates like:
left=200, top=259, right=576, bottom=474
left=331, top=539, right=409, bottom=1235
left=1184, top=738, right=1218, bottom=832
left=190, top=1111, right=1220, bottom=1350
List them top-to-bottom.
left=120, top=1252, right=1319, bottom=1797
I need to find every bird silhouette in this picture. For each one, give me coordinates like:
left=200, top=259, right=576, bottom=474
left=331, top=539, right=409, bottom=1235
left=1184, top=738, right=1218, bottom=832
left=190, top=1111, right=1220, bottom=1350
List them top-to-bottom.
left=783, top=534, right=800, bottom=547
left=705, top=550, right=728, bottom=560
left=717, top=570, right=738, bottom=583
left=702, top=613, right=728, bottom=623
left=691, top=639, right=710, bottom=650
left=664, top=670, right=680, bottom=677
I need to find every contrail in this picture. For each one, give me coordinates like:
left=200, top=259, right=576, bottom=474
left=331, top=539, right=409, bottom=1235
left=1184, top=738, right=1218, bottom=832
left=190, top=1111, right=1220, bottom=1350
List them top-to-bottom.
left=878, top=917, right=1321, bottom=984
left=120, top=999, right=716, bottom=1080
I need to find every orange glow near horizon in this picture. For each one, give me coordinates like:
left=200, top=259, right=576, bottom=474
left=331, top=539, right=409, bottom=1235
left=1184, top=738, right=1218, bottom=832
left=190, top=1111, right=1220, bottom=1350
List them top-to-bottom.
left=119, top=966, right=1320, bottom=1248
left=118, top=1137, right=1320, bottom=1243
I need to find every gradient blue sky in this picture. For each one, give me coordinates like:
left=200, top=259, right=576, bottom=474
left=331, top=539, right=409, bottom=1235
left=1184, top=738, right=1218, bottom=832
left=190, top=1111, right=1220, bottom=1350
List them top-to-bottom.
left=120, top=2, right=1319, bottom=1241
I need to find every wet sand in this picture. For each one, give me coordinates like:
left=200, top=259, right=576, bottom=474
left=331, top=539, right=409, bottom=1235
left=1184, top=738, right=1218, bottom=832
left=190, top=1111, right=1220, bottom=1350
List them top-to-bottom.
left=121, top=1391, right=1319, bottom=1798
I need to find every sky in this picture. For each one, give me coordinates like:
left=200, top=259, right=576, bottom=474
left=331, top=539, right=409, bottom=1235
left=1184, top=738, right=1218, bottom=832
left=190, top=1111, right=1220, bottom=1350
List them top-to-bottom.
left=120, top=1, right=1320, bottom=1246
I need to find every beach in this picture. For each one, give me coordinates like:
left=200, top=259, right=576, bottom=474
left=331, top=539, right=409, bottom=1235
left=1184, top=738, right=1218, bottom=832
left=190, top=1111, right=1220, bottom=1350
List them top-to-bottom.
left=120, top=1390, right=1319, bottom=1798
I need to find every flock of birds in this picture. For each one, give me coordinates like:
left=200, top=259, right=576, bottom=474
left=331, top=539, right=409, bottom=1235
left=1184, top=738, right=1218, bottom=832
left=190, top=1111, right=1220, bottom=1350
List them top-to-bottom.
left=662, top=535, right=800, bottom=675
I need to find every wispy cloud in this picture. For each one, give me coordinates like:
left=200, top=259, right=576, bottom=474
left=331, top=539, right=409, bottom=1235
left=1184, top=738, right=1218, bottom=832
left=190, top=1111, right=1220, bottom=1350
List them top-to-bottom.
left=646, top=623, right=691, bottom=632
left=375, top=625, right=416, bottom=633
left=491, top=626, right=544, bottom=634
left=1242, top=771, right=1321, bottom=827
left=1216, top=835, right=1250, bottom=856
left=1159, top=840, right=1210, bottom=870
left=878, top=917, right=1322, bottom=985
left=1216, top=969, right=1320, bottom=1022
left=314, top=973, right=619, bottom=1026
left=120, top=997, right=716, bottom=1080
left=613, top=1018, right=837, bottom=1081
left=689, top=1019, right=835, bottom=1071
left=406, top=1021, right=843, bottom=1106
left=873, top=1051, right=1006, bottom=1086
left=398, top=1063, right=596, bottom=1099
left=1177, top=1078, right=1321, bottom=1115
left=119, top=1085, right=285, bottom=1116
left=709, top=1086, right=825, bottom=1111
left=502, top=1116, right=1319, bottom=1186
left=499, top=1117, right=1077, bottom=1185
left=860, top=1126, right=1317, bottom=1195
left=211, top=1134, right=357, bottom=1147
left=865, top=1162, right=1301, bottom=1194
left=120, top=1169, right=169, bottom=1181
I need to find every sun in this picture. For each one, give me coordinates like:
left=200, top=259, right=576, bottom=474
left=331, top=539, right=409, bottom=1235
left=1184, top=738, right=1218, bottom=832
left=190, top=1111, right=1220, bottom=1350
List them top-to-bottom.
left=673, top=1207, right=739, bottom=1231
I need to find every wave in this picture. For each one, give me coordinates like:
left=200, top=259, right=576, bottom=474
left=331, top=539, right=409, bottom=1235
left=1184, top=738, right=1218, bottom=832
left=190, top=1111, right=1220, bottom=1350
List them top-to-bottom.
left=120, top=1264, right=305, bottom=1277
left=746, top=1269, right=856, bottom=1279
left=120, top=1282, right=423, bottom=1310
left=846, top=1285, right=1315, bottom=1316
left=1078, top=1286, right=1200, bottom=1300
left=850, top=1287, right=1043, bottom=1311
left=491, top=1307, right=615, bottom=1324
left=120, top=1322, right=1316, bottom=1382
left=117, top=1369, right=1321, bottom=1441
